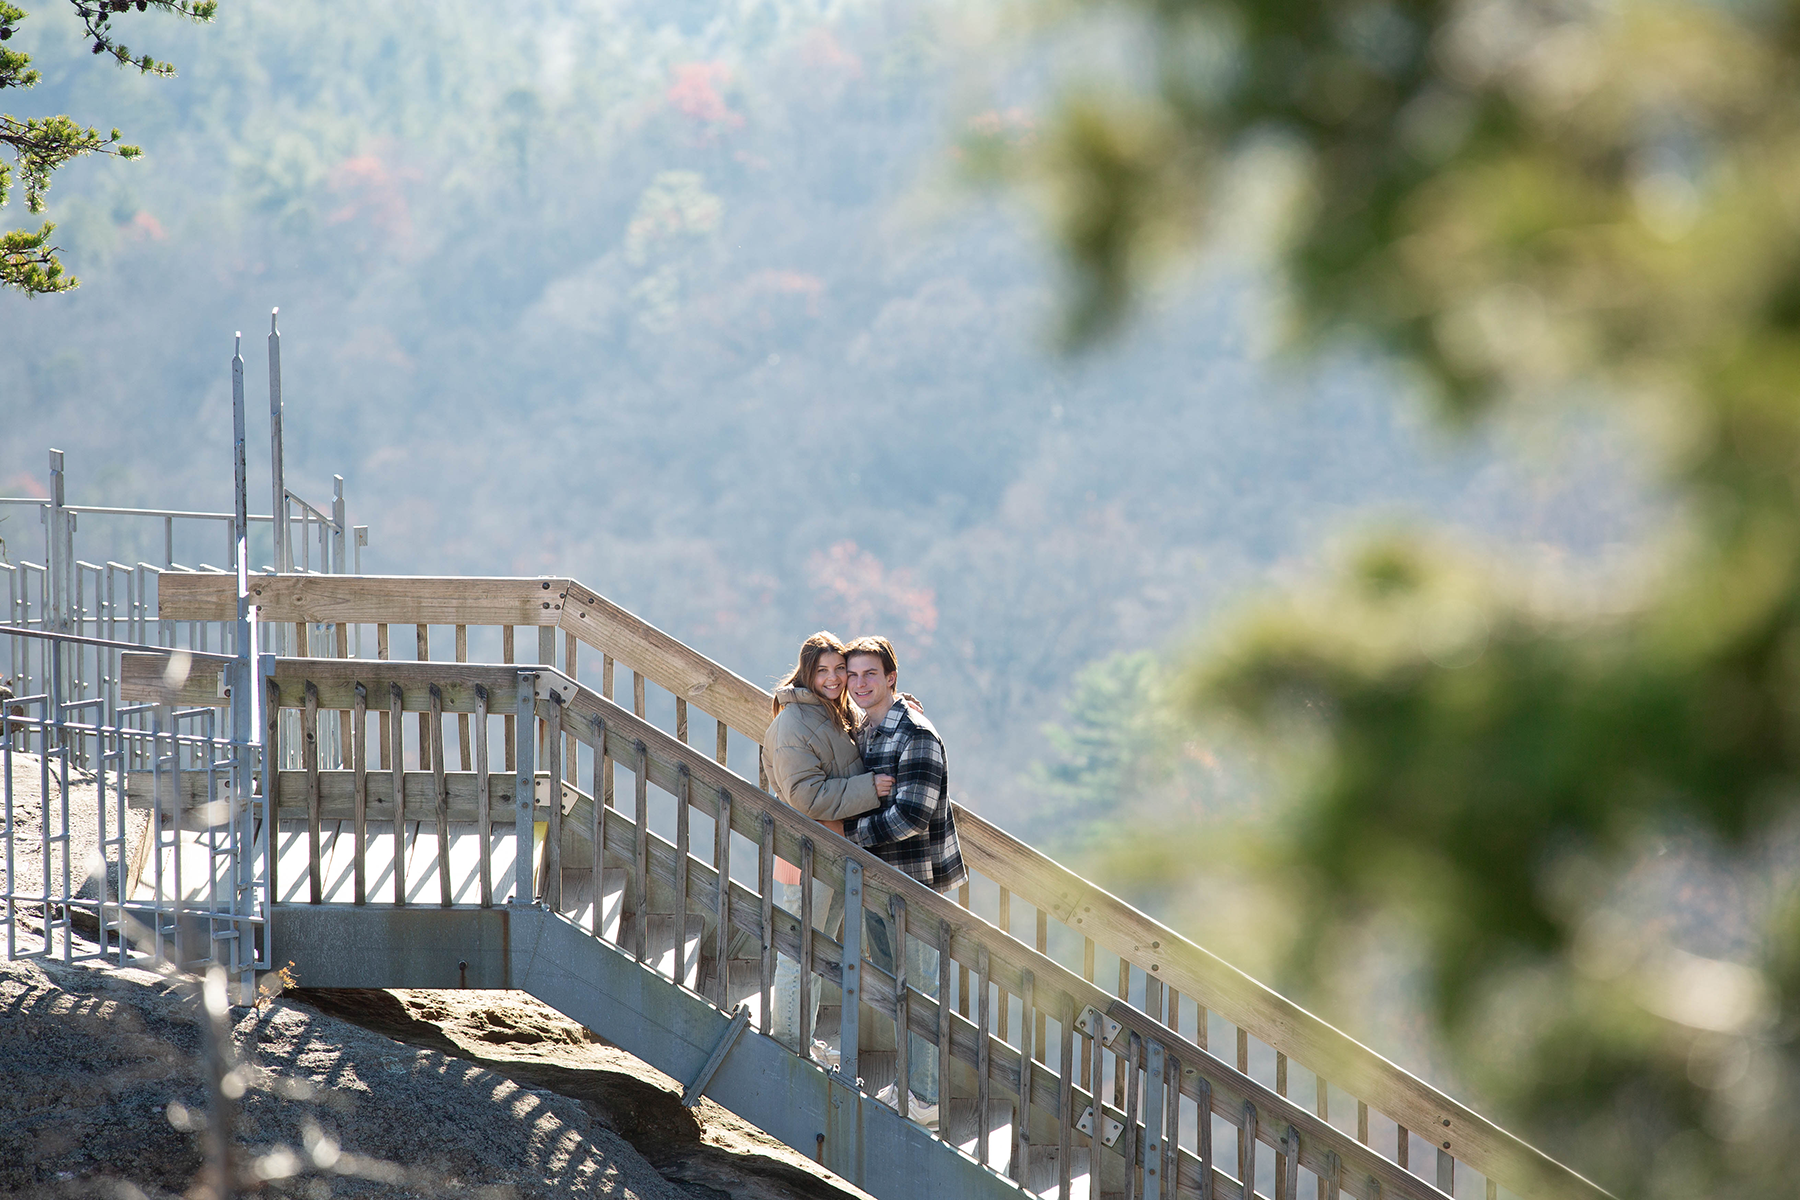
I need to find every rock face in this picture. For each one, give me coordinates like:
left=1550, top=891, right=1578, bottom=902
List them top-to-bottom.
left=0, top=937, right=865, bottom=1200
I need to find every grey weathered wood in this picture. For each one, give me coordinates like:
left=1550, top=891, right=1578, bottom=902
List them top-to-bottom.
left=376, top=624, right=391, bottom=770
left=415, top=624, right=431, bottom=771
left=456, top=624, right=472, bottom=770
left=502, top=626, right=516, bottom=774
left=514, top=669, right=536, bottom=907
left=633, top=670, right=645, bottom=718
left=265, top=678, right=282, bottom=905
left=303, top=681, right=321, bottom=905
left=352, top=681, right=368, bottom=906
left=389, top=682, right=406, bottom=906
left=430, top=683, right=452, bottom=907
left=475, top=684, right=492, bottom=907
left=543, top=696, right=564, bottom=912
left=676, top=696, right=688, bottom=743
left=590, top=713, right=605, bottom=932
left=715, top=720, right=727, bottom=767
left=634, top=740, right=650, bottom=964
left=673, top=764, right=691, bottom=952
left=714, top=787, right=732, bottom=1007
left=759, top=812, right=775, bottom=1035
left=799, top=838, right=815, bottom=1050
left=840, top=857, right=862, bottom=1085
left=997, top=888, right=1011, bottom=1041
left=891, top=892, right=911, bottom=1121
left=939, top=917, right=954, bottom=1138
left=977, top=944, right=992, bottom=1166
left=1015, top=968, right=1036, bottom=1182
left=1058, top=999, right=1074, bottom=1200
left=1124, top=1033, right=1141, bottom=1200
left=1197, top=1077, right=1214, bottom=1200
left=1241, top=1101, right=1258, bottom=1200
left=1398, top=1124, right=1410, bottom=1170
left=1438, top=1147, right=1454, bottom=1195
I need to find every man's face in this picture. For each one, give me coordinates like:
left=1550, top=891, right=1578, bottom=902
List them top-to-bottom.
left=846, top=653, right=896, bottom=712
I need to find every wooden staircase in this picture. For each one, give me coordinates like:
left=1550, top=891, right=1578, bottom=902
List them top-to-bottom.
left=118, top=572, right=1611, bottom=1200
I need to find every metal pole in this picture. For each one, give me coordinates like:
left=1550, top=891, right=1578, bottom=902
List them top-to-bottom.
left=268, top=308, right=286, bottom=575
left=231, top=333, right=257, bottom=1002
left=46, top=452, right=71, bottom=709
left=331, top=476, right=345, bottom=575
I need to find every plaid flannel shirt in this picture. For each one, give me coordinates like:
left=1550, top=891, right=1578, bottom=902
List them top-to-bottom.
left=844, top=697, right=967, bottom=892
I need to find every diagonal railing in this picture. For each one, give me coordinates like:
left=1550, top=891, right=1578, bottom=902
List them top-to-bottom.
left=151, top=573, right=1610, bottom=1200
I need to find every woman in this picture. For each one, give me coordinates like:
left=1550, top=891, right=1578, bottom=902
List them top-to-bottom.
left=761, top=631, right=892, bottom=1056
left=764, top=631, right=892, bottom=824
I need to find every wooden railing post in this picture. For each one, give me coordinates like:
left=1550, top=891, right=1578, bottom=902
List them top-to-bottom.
left=513, top=670, right=536, bottom=907
left=352, top=681, right=367, bottom=905
left=389, top=682, right=405, bottom=905
left=475, top=683, right=491, bottom=908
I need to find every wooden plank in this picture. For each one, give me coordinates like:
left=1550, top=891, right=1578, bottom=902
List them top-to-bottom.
left=158, top=572, right=566, bottom=626
left=559, top=578, right=769, bottom=740
left=336, top=620, right=352, bottom=766
left=377, top=624, right=391, bottom=770
left=416, top=625, right=431, bottom=771
left=456, top=625, right=472, bottom=770
left=503, top=626, right=515, bottom=774
left=119, top=651, right=225, bottom=707
left=265, top=678, right=282, bottom=905
left=353, top=681, right=368, bottom=906
left=304, top=682, right=322, bottom=905
left=390, top=682, right=406, bottom=906
left=430, top=683, right=452, bottom=907
left=476, top=684, right=492, bottom=908
left=544, top=697, right=565, bottom=912
left=589, top=711, right=604, bottom=932
left=634, top=739, right=649, bottom=965
left=673, top=764, right=690, bottom=950
left=129, top=768, right=564, bottom=819
left=713, top=785, right=731, bottom=1007
left=759, top=812, right=775, bottom=1036
left=799, top=837, right=815, bottom=1050
left=891, top=893, right=911, bottom=1122
left=938, top=916, right=954, bottom=1140
left=978, top=944, right=992, bottom=1166
left=1015, top=968, right=1035, bottom=1182
left=1058, top=998, right=1074, bottom=1200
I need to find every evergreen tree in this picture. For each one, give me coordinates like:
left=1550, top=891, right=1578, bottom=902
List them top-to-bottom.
left=0, top=0, right=214, bottom=293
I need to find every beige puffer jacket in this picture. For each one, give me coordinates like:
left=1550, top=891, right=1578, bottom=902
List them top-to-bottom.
left=762, top=686, right=881, bottom=821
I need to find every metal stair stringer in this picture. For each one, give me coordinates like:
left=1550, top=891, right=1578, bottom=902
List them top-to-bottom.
left=271, top=901, right=1022, bottom=1200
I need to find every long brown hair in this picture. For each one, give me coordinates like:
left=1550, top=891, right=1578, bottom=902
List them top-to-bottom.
left=773, top=631, right=857, bottom=735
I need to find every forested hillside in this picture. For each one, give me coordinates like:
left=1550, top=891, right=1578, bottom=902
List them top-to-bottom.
left=0, top=0, right=1645, bottom=835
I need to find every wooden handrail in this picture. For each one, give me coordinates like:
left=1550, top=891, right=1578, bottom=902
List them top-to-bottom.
left=148, top=575, right=1611, bottom=1200
left=251, top=657, right=1462, bottom=1200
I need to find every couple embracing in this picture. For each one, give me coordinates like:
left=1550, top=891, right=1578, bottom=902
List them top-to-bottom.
left=761, top=632, right=965, bottom=1123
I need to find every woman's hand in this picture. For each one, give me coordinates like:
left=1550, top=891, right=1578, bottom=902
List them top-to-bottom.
left=874, top=774, right=895, bottom=798
left=821, top=819, right=846, bottom=835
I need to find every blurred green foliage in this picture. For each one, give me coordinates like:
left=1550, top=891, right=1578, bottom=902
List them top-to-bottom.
left=1021, top=0, right=1800, bottom=1194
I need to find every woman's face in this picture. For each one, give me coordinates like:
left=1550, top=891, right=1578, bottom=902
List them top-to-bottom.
left=811, top=651, right=848, bottom=702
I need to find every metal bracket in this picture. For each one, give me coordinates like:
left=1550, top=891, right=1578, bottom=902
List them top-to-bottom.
left=682, top=1003, right=752, bottom=1107
left=1075, top=1005, right=1123, bottom=1048
left=1076, top=1104, right=1125, bottom=1147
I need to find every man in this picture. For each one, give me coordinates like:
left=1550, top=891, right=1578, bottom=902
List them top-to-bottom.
left=840, top=635, right=965, bottom=1123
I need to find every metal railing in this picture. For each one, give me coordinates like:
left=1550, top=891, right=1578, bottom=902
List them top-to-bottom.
left=1, top=627, right=267, bottom=990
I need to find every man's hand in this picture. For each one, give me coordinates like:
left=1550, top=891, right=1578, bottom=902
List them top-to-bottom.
left=874, top=774, right=894, bottom=798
